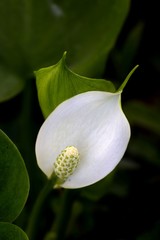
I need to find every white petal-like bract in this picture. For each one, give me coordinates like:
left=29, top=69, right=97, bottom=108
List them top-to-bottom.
left=35, top=91, right=130, bottom=188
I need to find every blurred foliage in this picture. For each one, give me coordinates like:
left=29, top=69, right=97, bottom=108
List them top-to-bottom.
left=0, top=0, right=160, bottom=239
left=0, top=0, right=129, bottom=101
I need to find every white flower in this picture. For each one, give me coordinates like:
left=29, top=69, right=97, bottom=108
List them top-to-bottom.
left=35, top=91, right=130, bottom=189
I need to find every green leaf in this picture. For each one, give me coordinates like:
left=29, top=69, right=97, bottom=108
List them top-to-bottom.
left=0, top=0, right=130, bottom=100
left=55, top=0, right=131, bottom=76
left=35, top=52, right=115, bottom=118
left=0, top=66, right=25, bottom=102
left=0, top=129, right=29, bottom=222
left=0, top=222, right=29, bottom=240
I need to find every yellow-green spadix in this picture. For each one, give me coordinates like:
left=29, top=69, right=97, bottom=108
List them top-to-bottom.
left=35, top=90, right=131, bottom=189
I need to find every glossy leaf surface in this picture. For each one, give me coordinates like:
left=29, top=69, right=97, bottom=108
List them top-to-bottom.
left=0, top=130, right=29, bottom=222
left=0, top=222, right=29, bottom=240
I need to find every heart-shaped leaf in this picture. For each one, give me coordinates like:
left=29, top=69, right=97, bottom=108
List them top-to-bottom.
left=35, top=52, right=116, bottom=118
left=0, top=129, right=29, bottom=222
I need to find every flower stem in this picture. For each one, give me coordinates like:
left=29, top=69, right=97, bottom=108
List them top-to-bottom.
left=26, top=175, right=58, bottom=240
left=44, top=189, right=76, bottom=240
left=54, top=189, right=73, bottom=240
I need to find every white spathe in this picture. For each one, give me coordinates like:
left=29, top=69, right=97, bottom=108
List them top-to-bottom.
left=35, top=91, right=130, bottom=189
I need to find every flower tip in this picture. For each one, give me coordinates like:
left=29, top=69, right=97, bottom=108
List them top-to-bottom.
left=62, top=51, right=67, bottom=60
left=117, top=65, right=139, bottom=92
